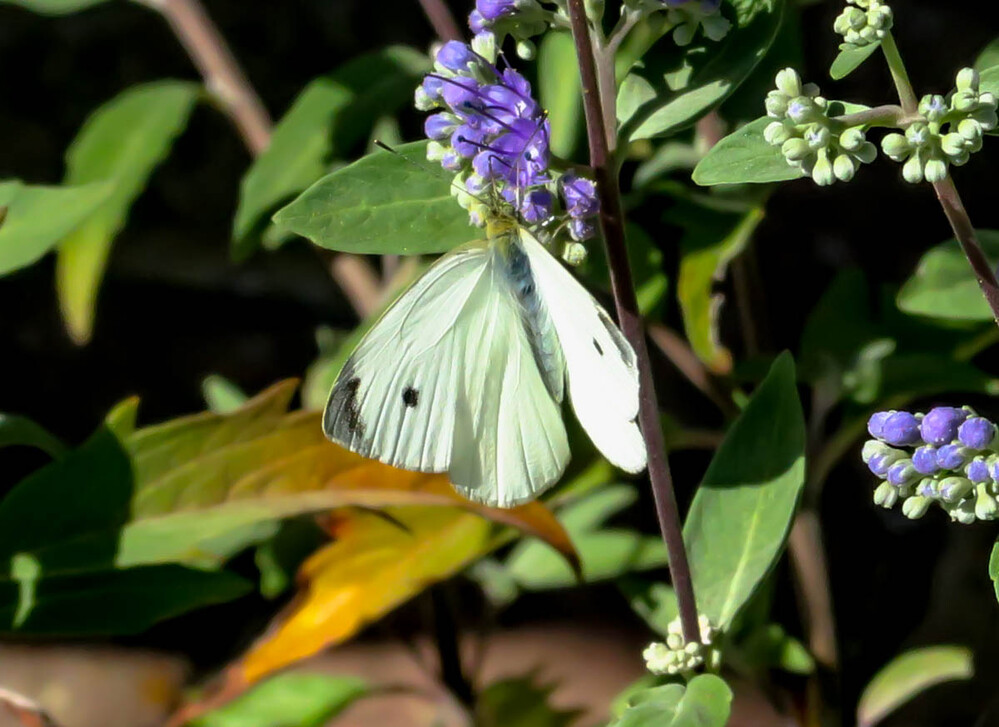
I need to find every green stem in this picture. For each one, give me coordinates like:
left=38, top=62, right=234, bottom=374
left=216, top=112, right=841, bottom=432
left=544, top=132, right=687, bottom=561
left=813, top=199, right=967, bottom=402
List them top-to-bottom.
left=880, top=32, right=918, bottom=115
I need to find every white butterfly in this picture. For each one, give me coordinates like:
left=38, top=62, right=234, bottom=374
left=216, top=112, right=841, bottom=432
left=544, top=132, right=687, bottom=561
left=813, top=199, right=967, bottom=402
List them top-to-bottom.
left=324, top=218, right=646, bottom=508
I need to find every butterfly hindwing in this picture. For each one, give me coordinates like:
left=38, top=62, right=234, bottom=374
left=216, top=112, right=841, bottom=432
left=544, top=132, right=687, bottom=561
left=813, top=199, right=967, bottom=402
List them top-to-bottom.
left=518, top=227, right=647, bottom=474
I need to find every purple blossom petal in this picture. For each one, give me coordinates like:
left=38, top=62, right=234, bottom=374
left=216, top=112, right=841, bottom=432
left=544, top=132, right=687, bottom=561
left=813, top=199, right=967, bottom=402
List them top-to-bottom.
left=477, top=0, right=518, bottom=21
left=436, top=41, right=476, bottom=72
left=425, top=113, right=458, bottom=140
left=561, top=173, right=600, bottom=218
left=520, top=189, right=552, bottom=223
left=569, top=217, right=596, bottom=241
left=919, top=406, right=967, bottom=446
left=867, top=411, right=891, bottom=439
left=881, top=411, right=921, bottom=447
left=958, top=417, right=996, bottom=449
left=937, top=443, right=971, bottom=470
left=912, top=445, right=939, bottom=474
left=967, top=458, right=991, bottom=483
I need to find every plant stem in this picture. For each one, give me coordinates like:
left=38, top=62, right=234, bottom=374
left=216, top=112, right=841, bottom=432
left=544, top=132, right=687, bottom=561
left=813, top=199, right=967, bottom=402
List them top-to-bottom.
left=135, top=0, right=272, bottom=155
left=417, top=0, right=463, bottom=41
left=565, top=0, right=701, bottom=645
left=879, top=31, right=999, bottom=327
left=880, top=32, right=918, bottom=115
left=832, top=104, right=909, bottom=129
left=430, top=586, right=475, bottom=707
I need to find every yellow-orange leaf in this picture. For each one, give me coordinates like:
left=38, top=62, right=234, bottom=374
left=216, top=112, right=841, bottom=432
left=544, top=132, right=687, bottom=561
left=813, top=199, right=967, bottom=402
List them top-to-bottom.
left=240, top=505, right=492, bottom=683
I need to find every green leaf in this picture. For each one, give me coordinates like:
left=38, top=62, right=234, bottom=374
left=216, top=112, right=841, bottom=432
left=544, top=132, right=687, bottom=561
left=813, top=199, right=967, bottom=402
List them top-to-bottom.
left=0, top=0, right=107, bottom=13
left=618, top=0, right=784, bottom=142
left=538, top=32, right=583, bottom=158
left=974, top=39, right=999, bottom=71
left=829, top=43, right=880, bottom=80
left=232, top=47, right=429, bottom=256
left=980, top=65, right=999, bottom=99
left=56, top=81, right=199, bottom=343
left=692, top=116, right=801, bottom=185
left=273, top=140, right=479, bottom=255
left=0, top=180, right=113, bottom=276
left=674, top=202, right=765, bottom=373
left=897, top=231, right=999, bottom=321
left=684, top=352, right=805, bottom=629
left=202, top=374, right=249, bottom=414
left=0, top=413, right=67, bottom=459
left=0, top=428, right=250, bottom=633
left=505, top=485, right=667, bottom=589
left=990, top=538, right=999, bottom=603
left=618, top=578, right=678, bottom=635
left=737, top=622, right=815, bottom=674
left=857, top=646, right=974, bottom=727
left=189, top=673, right=368, bottom=727
left=476, top=675, right=581, bottom=727
left=610, top=675, right=732, bottom=727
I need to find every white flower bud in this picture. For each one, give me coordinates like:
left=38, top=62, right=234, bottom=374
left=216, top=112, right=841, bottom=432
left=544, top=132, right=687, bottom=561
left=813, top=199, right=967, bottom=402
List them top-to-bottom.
left=515, top=38, right=537, bottom=60
left=956, top=67, right=980, bottom=92
left=775, top=68, right=802, bottom=98
left=765, top=92, right=790, bottom=119
left=764, top=121, right=791, bottom=145
left=881, top=133, right=910, bottom=160
left=782, top=138, right=811, bottom=162
left=811, top=153, right=835, bottom=186
left=833, top=154, right=858, bottom=182
left=902, top=155, right=924, bottom=184
left=924, top=158, right=948, bottom=183
left=562, top=242, right=587, bottom=266
left=874, top=481, right=898, bottom=508
left=976, top=483, right=999, bottom=520
left=902, top=495, right=931, bottom=519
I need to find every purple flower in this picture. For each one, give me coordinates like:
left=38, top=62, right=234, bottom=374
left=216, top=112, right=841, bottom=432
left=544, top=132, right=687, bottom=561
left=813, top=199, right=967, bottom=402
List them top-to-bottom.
left=477, top=0, right=518, bottom=22
left=469, top=10, right=487, bottom=33
left=436, top=41, right=476, bottom=72
left=425, top=113, right=458, bottom=140
left=561, top=173, right=600, bottom=219
left=520, top=188, right=552, bottom=223
left=569, top=218, right=596, bottom=242
left=919, top=406, right=968, bottom=446
left=868, top=411, right=891, bottom=439
left=881, top=411, right=921, bottom=447
left=958, top=417, right=996, bottom=450
left=937, top=444, right=972, bottom=470
left=912, top=445, right=939, bottom=475
left=967, top=457, right=991, bottom=483
left=887, top=460, right=917, bottom=486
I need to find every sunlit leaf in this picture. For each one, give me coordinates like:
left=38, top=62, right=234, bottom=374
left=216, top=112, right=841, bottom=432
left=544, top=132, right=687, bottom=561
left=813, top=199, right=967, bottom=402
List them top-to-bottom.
left=617, top=0, right=783, bottom=141
left=538, top=32, right=583, bottom=158
left=974, top=38, right=999, bottom=71
left=233, top=47, right=429, bottom=257
left=55, top=81, right=199, bottom=343
left=273, top=141, right=479, bottom=255
left=0, top=180, right=112, bottom=276
left=673, top=202, right=765, bottom=373
left=897, top=231, right=999, bottom=321
left=684, top=352, right=805, bottom=629
left=0, top=412, right=67, bottom=459
left=239, top=507, right=491, bottom=682
left=990, top=538, right=999, bottom=604
left=857, top=646, right=973, bottom=727
left=189, top=673, right=368, bottom=727
left=609, top=674, right=732, bottom=727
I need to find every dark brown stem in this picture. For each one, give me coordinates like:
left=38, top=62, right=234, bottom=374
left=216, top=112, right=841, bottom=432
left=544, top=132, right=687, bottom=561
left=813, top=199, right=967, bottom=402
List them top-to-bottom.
left=136, top=0, right=272, bottom=155
left=418, top=0, right=463, bottom=41
left=565, top=0, right=700, bottom=645
left=932, top=177, right=999, bottom=326
left=430, top=586, right=475, bottom=707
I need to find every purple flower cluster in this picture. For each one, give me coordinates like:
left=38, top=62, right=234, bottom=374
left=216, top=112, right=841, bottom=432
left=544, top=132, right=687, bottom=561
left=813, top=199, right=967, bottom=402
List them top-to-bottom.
left=469, top=0, right=549, bottom=59
left=417, top=40, right=600, bottom=240
left=864, top=406, right=999, bottom=523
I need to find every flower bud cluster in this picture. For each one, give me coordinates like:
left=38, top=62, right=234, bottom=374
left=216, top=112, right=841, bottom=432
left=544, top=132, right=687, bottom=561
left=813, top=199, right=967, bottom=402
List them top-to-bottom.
left=469, top=0, right=554, bottom=60
left=833, top=0, right=893, bottom=50
left=417, top=41, right=600, bottom=240
left=764, top=69, right=877, bottom=185
left=881, top=69, right=997, bottom=184
left=864, top=406, right=999, bottom=523
left=643, top=615, right=719, bottom=676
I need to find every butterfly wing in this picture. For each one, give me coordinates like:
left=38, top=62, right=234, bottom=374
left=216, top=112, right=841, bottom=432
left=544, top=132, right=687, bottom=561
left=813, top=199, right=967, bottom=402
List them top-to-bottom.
left=519, top=228, right=647, bottom=473
left=324, top=240, right=569, bottom=507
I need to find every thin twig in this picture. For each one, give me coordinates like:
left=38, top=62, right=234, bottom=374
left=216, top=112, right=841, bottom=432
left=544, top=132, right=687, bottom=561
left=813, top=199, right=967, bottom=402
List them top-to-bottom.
left=135, top=0, right=272, bottom=155
left=417, top=0, right=463, bottom=42
left=565, top=0, right=701, bottom=645
left=332, top=254, right=383, bottom=317
left=788, top=512, right=838, bottom=670
left=0, top=687, right=61, bottom=727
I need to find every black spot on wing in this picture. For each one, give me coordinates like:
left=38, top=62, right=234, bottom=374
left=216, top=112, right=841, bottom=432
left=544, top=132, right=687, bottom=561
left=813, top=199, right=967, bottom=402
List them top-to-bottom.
left=593, top=339, right=603, bottom=355
left=402, top=386, right=419, bottom=408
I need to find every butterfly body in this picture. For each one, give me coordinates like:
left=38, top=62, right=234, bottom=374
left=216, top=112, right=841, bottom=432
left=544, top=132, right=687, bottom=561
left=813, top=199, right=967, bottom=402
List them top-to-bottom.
left=324, top=223, right=646, bottom=507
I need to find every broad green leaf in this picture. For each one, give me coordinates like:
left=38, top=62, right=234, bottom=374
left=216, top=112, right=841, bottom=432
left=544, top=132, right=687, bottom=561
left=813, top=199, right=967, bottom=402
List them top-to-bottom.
left=0, top=0, right=107, bottom=13
left=618, top=0, right=784, bottom=142
left=538, top=32, right=583, bottom=158
left=974, top=39, right=999, bottom=71
left=829, top=43, right=880, bottom=80
left=233, top=47, right=429, bottom=256
left=980, top=64, right=999, bottom=99
left=56, top=81, right=199, bottom=343
left=692, top=117, right=801, bottom=185
left=273, top=141, right=479, bottom=255
left=0, top=180, right=112, bottom=276
left=673, top=202, right=765, bottom=373
left=897, top=231, right=999, bottom=321
left=684, top=352, right=805, bottom=629
left=202, top=374, right=249, bottom=414
left=0, top=413, right=67, bottom=459
left=504, top=485, right=667, bottom=589
left=990, top=538, right=999, bottom=603
left=618, top=578, right=678, bottom=635
left=857, top=646, right=973, bottom=727
left=189, top=673, right=368, bottom=727
left=475, top=675, right=581, bottom=727
left=610, top=675, right=732, bottom=727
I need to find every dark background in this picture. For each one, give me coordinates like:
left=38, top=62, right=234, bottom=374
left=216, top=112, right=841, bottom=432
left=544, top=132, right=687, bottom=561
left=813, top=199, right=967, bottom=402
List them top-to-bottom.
left=1, top=0, right=998, bottom=724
